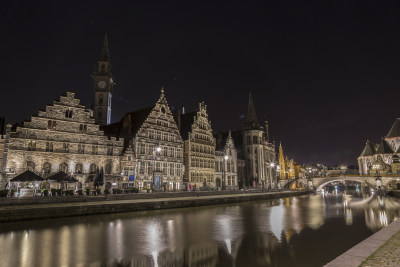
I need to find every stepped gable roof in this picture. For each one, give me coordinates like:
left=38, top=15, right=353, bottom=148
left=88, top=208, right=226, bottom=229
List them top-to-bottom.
left=179, top=111, right=197, bottom=140
left=386, top=118, right=400, bottom=138
left=376, top=139, right=394, bottom=154
left=360, top=140, right=376, bottom=157
left=10, top=170, right=44, bottom=182
left=46, top=171, right=78, bottom=183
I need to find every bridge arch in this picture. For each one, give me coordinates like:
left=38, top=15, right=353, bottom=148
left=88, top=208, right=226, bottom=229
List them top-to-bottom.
left=315, top=178, right=367, bottom=192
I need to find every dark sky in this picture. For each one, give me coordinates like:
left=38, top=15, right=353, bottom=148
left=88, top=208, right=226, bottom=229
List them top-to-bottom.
left=1, top=0, right=400, bottom=166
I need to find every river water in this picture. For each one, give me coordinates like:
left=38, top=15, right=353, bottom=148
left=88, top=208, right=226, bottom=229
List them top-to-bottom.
left=0, top=191, right=399, bottom=267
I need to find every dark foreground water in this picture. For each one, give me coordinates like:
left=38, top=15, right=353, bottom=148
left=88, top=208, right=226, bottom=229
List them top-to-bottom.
left=0, top=192, right=399, bottom=267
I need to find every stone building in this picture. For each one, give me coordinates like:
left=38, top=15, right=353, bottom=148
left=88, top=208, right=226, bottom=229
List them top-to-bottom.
left=93, top=34, right=114, bottom=126
left=104, top=88, right=184, bottom=191
left=0, top=91, right=125, bottom=188
left=242, top=93, right=277, bottom=188
left=178, top=102, right=216, bottom=189
left=358, top=118, right=400, bottom=175
left=215, top=131, right=238, bottom=190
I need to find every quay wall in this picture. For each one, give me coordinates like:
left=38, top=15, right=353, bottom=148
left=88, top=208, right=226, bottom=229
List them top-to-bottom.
left=0, top=190, right=312, bottom=223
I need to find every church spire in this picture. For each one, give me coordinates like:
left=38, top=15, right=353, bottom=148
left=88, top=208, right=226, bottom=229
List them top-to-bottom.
left=100, top=33, right=110, bottom=61
left=245, top=92, right=260, bottom=129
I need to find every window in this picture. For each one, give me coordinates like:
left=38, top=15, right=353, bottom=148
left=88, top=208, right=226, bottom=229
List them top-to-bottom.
left=100, top=64, right=105, bottom=72
left=99, top=94, right=103, bottom=105
left=98, top=107, right=103, bottom=118
left=65, top=109, right=73, bottom=118
left=47, top=120, right=56, bottom=130
left=79, top=124, right=87, bottom=133
left=247, top=136, right=251, bottom=144
left=253, top=136, right=258, bottom=144
left=28, top=141, right=36, bottom=151
left=45, top=142, right=53, bottom=152
left=63, top=143, right=69, bottom=153
left=78, top=144, right=85, bottom=154
left=92, top=146, right=98, bottom=155
left=107, top=146, right=113, bottom=155
left=26, top=161, right=35, bottom=171
left=43, top=162, right=51, bottom=174
left=59, top=162, right=68, bottom=172
left=75, top=163, right=83, bottom=174
left=89, top=163, right=97, bottom=174
left=105, top=163, right=112, bottom=174
left=123, top=166, right=134, bottom=176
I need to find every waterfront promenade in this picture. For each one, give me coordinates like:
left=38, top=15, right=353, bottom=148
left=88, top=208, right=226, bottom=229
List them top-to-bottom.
left=0, top=190, right=311, bottom=222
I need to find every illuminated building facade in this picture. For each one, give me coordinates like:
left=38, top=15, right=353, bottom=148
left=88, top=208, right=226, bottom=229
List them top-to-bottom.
left=105, top=89, right=184, bottom=190
left=0, top=91, right=124, bottom=187
left=242, top=93, right=277, bottom=188
left=178, top=102, right=216, bottom=188
left=358, top=118, right=400, bottom=175
left=215, top=131, right=238, bottom=190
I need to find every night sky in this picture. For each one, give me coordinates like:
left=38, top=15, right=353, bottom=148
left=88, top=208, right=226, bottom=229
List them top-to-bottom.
left=1, top=0, right=400, bottom=166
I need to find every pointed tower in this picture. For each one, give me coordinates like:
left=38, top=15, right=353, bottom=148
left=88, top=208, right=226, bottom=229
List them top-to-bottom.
left=93, top=34, right=114, bottom=125
left=243, top=92, right=265, bottom=187
left=245, top=92, right=260, bottom=130
left=278, top=143, right=286, bottom=179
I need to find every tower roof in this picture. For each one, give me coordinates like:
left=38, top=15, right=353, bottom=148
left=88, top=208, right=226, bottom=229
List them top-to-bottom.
left=100, top=33, right=110, bottom=61
left=245, top=92, right=260, bottom=129
left=386, top=118, right=400, bottom=138
left=376, top=139, right=394, bottom=154
left=360, top=140, right=376, bottom=157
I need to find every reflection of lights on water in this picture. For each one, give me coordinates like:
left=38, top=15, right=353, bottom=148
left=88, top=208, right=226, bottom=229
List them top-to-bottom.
left=270, top=201, right=285, bottom=241
left=345, top=208, right=353, bottom=225
left=379, top=211, right=388, bottom=226
left=225, top=239, right=232, bottom=254
left=152, top=251, right=159, bottom=267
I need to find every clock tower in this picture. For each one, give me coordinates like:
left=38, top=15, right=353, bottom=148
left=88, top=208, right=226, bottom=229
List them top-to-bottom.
left=93, top=34, right=114, bottom=125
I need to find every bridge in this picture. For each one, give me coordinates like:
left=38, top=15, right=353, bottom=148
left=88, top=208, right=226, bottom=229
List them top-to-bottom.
left=279, top=175, right=400, bottom=191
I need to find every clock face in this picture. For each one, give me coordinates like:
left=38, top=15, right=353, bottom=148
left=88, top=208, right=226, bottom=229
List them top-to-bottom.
left=98, top=81, right=106, bottom=89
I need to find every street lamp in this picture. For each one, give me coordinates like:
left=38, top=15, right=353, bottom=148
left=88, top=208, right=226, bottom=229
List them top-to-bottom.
left=153, top=146, right=161, bottom=191
left=222, top=155, right=228, bottom=190
left=269, top=162, right=275, bottom=189
left=372, top=164, right=382, bottom=190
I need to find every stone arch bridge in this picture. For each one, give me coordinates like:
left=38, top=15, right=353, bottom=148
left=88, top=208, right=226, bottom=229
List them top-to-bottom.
left=279, top=175, right=400, bottom=191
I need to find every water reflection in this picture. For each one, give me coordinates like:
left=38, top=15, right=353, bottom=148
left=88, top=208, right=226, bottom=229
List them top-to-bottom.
left=0, top=192, right=399, bottom=267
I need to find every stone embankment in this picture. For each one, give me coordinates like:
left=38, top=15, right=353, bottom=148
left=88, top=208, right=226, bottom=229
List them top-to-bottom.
left=0, top=190, right=311, bottom=222
left=324, top=219, right=400, bottom=267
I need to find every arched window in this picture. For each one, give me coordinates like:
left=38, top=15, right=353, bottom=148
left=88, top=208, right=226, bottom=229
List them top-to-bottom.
left=99, top=94, right=103, bottom=105
left=98, top=107, right=103, bottom=118
left=26, top=161, right=35, bottom=171
left=43, top=162, right=51, bottom=174
left=59, top=162, right=68, bottom=172
left=75, top=163, right=83, bottom=174
left=89, top=163, right=97, bottom=174
left=105, top=163, right=112, bottom=175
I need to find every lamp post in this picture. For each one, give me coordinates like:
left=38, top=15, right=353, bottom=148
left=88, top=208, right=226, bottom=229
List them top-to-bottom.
left=153, top=146, right=161, bottom=191
left=223, top=155, right=228, bottom=190
left=269, top=162, right=275, bottom=190
left=372, top=164, right=381, bottom=191
left=276, top=165, right=280, bottom=189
